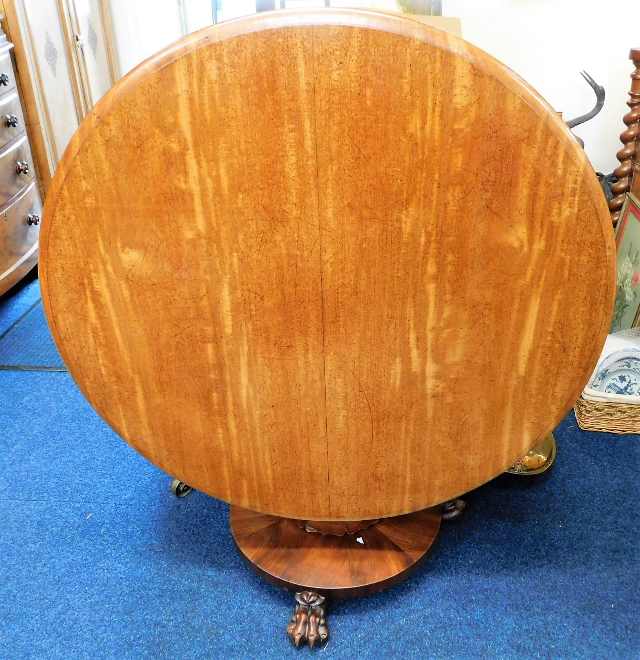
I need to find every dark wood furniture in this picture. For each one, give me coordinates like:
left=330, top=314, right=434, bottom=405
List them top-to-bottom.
left=40, top=9, right=615, bottom=647
left=0, top=21, right=41, bottom=296
left=609, top=48, right=640, bottom=226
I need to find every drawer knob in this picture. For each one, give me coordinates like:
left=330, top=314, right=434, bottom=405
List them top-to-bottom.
left=0, top=73, right=9, bottom=86
left=4, top=114, right=18, bottom=128
left=16, top=160, right=30, bottom=175
left=26, top=213, right=40, bottom=226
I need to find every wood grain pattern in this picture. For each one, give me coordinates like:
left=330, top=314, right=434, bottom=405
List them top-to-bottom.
left=2, top=0, right=55, bottom=193
left=40, top=9, right=615, bottom=521
left=0, top=29, right=41, bottom=296
left=0, top=92, right=26, bottom=148
left=0, top=134, right=35, bottom=199
left=0, top=180, right=40, bottom=295
left=0, top=198, right=40, bottom=298
left=230, top=505, right=441, bottom=597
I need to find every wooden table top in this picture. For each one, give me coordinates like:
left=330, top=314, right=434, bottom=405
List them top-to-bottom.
left=40, top=9, right=615, bottom=521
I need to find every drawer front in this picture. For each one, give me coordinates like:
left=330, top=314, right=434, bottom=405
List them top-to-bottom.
left=0, top=51, right=16, bottom=96
left=0, top=92, right=25, bottom=148
left=0, top=135, right=35, bottom=203
left=0, top=182, right=41, bottom=275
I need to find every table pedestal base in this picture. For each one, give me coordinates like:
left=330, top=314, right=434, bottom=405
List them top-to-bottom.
left=230, top=506, right=441, bottom=648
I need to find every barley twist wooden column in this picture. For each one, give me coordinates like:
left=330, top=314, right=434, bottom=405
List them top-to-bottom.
left=610, top=48, right=640, bottom=226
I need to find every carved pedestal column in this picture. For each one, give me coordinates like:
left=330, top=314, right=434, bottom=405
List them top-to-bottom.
left=230, top=506, right=442, bottom=648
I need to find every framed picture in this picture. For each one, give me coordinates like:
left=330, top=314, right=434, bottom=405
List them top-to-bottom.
left=612, top=193, right=640, bottom=332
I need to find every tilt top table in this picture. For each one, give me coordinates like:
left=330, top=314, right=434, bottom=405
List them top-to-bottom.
left=40, top=9, right=615, bottom=648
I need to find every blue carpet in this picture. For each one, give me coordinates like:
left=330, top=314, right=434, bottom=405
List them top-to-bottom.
left=0, top=270, right=40, bottom=337
left=0, top=280, right=638, bottom=658
left=0, top=302, right=65, bottom=369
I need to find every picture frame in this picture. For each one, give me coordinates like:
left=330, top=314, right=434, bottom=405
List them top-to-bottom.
left=612, top=192, right=640, bottom=331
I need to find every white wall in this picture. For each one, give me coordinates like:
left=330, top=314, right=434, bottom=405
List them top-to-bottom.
left=107, top=0, right=640, bottom=173
left=108, top=0, right=182, bottom=75
left=443, top=0, right=640, bottom=174
left=106, top=1, right=258, bottom=74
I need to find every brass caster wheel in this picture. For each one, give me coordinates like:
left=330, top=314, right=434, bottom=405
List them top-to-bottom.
left=505, top=433, right=557, bottom=476
left=170, top=478, right=193, bottom=498
left=441, top=498, right=466, bottom=521
left=287, top=591, right=329, bottom=649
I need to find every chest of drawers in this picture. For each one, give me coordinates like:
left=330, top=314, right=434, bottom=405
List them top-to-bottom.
left=0, top=30, right=42, bottom=296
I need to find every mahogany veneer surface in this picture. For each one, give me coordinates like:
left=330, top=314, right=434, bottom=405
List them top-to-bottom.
left=40, top=10, right=615, bottom=520
left=230, top=506, right=441, bottom=597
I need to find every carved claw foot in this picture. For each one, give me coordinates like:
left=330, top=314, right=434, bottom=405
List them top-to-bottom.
left=442, top=498, right=466, bottom=520
left=287, top=591, right=329, bottom=649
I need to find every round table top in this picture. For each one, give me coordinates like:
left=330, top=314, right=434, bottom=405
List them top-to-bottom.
left=41, top=9, right=615, bottom=521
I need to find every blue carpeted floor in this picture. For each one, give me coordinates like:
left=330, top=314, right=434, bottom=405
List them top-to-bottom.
left=0, top=273, right=638, bottom=659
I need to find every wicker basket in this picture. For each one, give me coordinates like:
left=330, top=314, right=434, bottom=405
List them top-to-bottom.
left=574, top=395, right=640, bottom=434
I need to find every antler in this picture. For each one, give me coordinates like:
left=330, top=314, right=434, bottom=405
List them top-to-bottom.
left=565, top=71, right=605, bottom=129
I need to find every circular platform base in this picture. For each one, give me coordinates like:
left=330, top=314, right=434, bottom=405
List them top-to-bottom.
left=230, top=506, right=441, bottom=599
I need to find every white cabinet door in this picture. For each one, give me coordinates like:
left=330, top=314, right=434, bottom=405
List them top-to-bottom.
left=19, top=0, right=80, bottom=166
left=67, top=0, right=117, bottom=106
